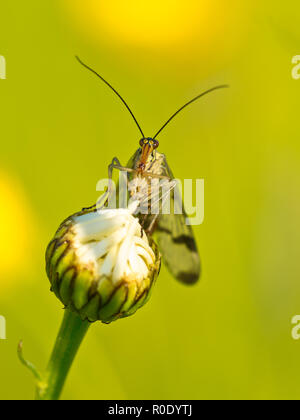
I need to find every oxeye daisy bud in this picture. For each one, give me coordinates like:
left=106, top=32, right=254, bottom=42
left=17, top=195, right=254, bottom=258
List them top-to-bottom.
left=46, top=203, right=161, bottom=324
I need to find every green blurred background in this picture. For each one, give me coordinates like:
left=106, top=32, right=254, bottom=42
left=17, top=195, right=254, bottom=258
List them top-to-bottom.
left=0, top=0, right=300, bottom=400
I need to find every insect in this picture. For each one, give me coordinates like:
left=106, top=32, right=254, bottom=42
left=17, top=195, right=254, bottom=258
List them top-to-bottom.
left=76, top=56, right=228, bottom=284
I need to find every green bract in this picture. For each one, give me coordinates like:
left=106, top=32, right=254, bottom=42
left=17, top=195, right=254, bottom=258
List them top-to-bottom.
left=46, top=206, right=161, bottom=324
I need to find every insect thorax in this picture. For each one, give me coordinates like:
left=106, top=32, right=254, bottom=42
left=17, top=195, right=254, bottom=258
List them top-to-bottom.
left=133, top=150, right=167, bottom=177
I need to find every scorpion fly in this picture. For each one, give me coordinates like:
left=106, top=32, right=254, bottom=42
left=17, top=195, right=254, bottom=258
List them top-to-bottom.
left=76, top=56, right=228, bottom=284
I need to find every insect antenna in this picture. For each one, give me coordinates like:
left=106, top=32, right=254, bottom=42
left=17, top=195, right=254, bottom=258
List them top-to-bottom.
left=76, top=56, right=145, bottom=137
left=153, top=85, right=229, bottom=139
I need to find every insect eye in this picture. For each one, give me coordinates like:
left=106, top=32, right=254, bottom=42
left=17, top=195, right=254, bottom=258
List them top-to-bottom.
left=139, top=138, right=145, bottom=147
left=153, top=140, right=159, bottom=149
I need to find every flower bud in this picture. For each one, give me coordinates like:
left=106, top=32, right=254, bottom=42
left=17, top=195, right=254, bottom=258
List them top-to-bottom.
left=46, top=204, right=161, bottom=323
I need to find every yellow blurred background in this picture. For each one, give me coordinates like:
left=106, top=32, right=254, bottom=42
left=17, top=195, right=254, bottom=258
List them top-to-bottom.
left=0, top=0, right=300, bottom=400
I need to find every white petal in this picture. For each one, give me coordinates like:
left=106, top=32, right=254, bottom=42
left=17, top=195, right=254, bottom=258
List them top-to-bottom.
left=72, top=205, right=156, bottom=285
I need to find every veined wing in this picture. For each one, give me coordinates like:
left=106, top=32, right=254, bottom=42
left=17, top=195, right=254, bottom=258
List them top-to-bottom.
left=126, top=150, right=201, bottom=284
left=155, top=157, right=201, bottom=284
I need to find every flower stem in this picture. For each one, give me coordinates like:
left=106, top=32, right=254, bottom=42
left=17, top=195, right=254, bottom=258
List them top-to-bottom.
left=36, top=309, right=90, bottom=400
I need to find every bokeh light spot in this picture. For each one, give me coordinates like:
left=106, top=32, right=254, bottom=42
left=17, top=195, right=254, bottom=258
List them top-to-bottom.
left=63, top=0, right=250, bottom=60
left=0, top=169, right=35, bottom=288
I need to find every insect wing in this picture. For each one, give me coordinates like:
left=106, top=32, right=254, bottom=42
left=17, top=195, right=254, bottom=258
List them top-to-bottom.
left=125, top=150, right=201, bottom=284
left=155, top=157, right=201, bottom=284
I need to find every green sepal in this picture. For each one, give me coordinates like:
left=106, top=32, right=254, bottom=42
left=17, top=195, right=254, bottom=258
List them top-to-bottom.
left=59, top=268, right=76, bottom=306
left=72, top=269, right=94, bottom=310
left=97, top=277, right=114, bottom=306
left=98, top=283, right=127, bottom=323
left=80, top=294, right=101, bottom=322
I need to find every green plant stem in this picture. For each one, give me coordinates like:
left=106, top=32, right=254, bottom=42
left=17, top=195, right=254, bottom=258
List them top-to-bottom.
left=36, top=309, right=90, bottom=400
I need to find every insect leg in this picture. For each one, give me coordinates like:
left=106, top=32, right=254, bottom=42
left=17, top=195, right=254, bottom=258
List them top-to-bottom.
left=81, top=157, right=132, bottom=211
left=96, top=157, right=138, bottom=209
left=110, top=158, right=137, bottom=174
left=143, top=171, right=170, bottom=180
left=139, top=179, right=177, bottom=210
left=143, top=180, right=177, bottom=234
left=82, top=203, right=98, bottom=211
left=146, top=214, right=159, bottom=235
